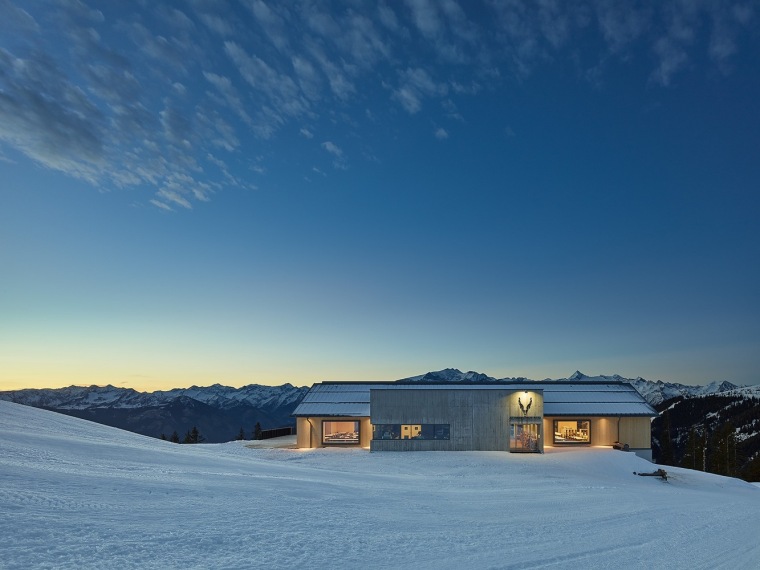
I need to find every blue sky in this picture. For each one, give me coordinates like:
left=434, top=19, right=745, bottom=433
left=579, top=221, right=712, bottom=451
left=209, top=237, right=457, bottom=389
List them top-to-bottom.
left=1, top=0, right=758, bottom=390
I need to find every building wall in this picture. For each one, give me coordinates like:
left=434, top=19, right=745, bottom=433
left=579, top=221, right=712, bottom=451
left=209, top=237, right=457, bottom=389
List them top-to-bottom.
left=370, top=388, right=544, bottom=452
left=295, top=416, right=371, bottom=448
left=296, top=417, right=312, bottom=448
left=618, top=417, right=652, bottom=449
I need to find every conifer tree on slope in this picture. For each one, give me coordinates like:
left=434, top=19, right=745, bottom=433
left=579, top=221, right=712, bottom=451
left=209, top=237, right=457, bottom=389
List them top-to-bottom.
left=658, top=410, right=675, bottom=466
left=183, top=426, right=205, bottom=444
left=681, top=427, right=705, bottom=471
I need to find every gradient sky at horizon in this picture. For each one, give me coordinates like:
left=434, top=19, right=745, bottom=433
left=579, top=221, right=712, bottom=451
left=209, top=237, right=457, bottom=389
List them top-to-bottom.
left=1, top=0, right=759, bottom=391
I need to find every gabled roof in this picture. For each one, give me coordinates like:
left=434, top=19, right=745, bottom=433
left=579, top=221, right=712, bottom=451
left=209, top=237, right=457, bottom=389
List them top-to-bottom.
left=292, top=381, right=656, bottom=417
left=291, top=383, right=385, bottom=417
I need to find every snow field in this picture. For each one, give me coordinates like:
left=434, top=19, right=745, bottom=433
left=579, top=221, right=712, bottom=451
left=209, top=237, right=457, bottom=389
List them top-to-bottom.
left=1, top=400, right=759, bottom=569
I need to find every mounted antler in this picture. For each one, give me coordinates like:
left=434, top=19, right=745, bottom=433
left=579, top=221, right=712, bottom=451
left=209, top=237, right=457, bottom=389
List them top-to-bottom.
left=518, top=396, right=533, bottom=416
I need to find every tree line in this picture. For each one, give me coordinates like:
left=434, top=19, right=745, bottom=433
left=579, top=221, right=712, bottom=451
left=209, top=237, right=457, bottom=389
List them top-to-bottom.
left=652, top=395, right=760, bottom=481
left=658, top=415, right=742, bottom=477
left=160, top=422, right=263, bottom=444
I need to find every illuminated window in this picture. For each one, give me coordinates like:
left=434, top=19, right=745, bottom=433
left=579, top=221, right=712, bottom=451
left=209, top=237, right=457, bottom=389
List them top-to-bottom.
left=553, top=420, right=591, bottom=444
left=322, top=421, right=359, bottom=444
left=510, top=423, right=540, bottom=451
left=372, top=424, right=450, bottom=440
left=401, top=424, right=421, bottom=439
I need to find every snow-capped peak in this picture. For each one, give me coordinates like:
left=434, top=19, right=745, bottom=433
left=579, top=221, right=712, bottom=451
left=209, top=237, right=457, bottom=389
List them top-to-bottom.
left=0, top=382, right=309, bottom=411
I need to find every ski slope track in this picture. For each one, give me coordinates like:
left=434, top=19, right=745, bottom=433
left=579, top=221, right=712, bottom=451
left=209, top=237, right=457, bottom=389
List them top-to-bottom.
left=1, top=401, right=759, bottom=570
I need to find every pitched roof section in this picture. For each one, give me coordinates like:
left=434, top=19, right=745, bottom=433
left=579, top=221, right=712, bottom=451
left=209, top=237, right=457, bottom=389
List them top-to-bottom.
left=292, top=381, right=656, bottom=417
left=291, top=383, right=386, bottom=417
left=523, top=383, right=657, bottom=415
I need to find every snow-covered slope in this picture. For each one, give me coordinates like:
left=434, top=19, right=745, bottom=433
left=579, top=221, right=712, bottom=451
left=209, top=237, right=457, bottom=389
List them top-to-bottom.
left=2, top=400, right=759, bottom=569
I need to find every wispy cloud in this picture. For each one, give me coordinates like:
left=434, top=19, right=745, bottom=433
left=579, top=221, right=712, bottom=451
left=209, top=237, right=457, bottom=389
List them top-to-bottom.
left=0, top=0, right=755, bottom=212
left=0, top=0, right=40, bottom=34
left=246, top=0, right=291, bottom=52
left=406, top=0, right=443, bottom=41
left=594, top=2, right=650, bottom=55
left=0, top=4, right=237, bottom=211
left=197, top=12, right=235, bottom=37
left=650, top=37, right=689, bottom=87
left=302, top=39, right=356, bottom=101
left=224, top=41, right=308, bottom=138
left=0, top=48, right=105, bottom=183
left=291, top=55, right=323, bottom=101
left=392, top=67, right=448, bottom=114
left=203, top=71, right=252, bottom=126
left=321, top=141, right=347, bottom=169
left=321, top=141, right=342, bottom=157
left=0, top=148, right=15, bottom=164
left=156, top=187, right=192, bottom=209
left=149, top=199, right=173, bottom=212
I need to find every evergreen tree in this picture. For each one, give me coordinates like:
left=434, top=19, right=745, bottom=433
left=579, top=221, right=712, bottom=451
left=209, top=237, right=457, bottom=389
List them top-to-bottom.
left=659, top=410, right=675, bottom=465
left=254, top=422, right=263, bottom=440
left=710, top=422, right=737, bottom=476
left=185, top=425, right=204, bottom=444
left=681, top=426, right=705, bottom=471
left=725, top=426, right=736, bottom=477
left=236, top=427, right=245, bottom=441
left=183, top=430, right=193, bottom=444
left=170, top=431, right=180, bottom=443
left=160, top=433, right=167, bottom=441
left=741, top=454, right=760, bottom=482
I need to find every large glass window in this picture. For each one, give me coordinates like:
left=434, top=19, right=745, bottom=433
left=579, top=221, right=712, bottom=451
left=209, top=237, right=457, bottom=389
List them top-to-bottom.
left=553, top=420, right=591, bottom=444
left=322, top=421, right=359, bottom=444
left=510, top=423, right=539, bottom=451
left=372, top=424, right=450, bottom=440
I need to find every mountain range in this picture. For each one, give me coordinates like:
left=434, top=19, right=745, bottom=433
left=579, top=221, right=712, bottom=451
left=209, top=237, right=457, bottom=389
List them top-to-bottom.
left=1, top=368, right=752, bottom=444
left=399, top=368, right=743, bottom=406
left=0, top=383, right=309, bottom=443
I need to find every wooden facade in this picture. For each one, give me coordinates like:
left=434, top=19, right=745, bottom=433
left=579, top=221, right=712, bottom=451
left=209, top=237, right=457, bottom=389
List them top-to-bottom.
left=370, top=388, right=546, bottom=452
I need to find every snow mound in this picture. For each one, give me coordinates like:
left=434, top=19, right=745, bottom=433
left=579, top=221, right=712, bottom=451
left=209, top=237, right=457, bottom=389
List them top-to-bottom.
left=1, top=401, right=758, bottom=570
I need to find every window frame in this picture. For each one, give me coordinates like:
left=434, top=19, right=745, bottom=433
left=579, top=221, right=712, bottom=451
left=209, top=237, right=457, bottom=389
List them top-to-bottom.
left=552, top=419, right=592, bottom=445
left=321, top=420, right=361, bottom=445
left=371, top=423, right=450, bottom=441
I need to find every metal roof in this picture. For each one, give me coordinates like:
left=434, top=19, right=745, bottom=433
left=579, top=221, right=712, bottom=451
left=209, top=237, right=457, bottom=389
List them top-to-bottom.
left=292, top=381, right=656, bottom=417
left=291, top=383, right=386, bottom=417
left=290, top=402, right=371, bottom=417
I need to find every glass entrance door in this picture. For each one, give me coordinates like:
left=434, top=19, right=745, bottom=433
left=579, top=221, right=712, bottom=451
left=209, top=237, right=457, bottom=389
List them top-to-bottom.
left=510, top=423, right=539, bottom=452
